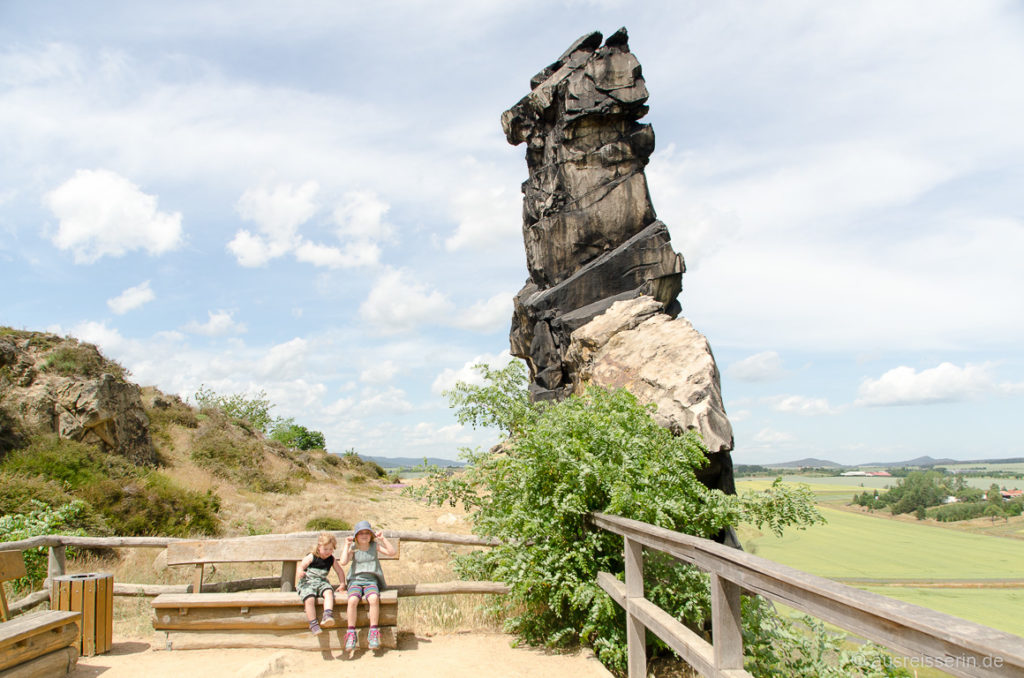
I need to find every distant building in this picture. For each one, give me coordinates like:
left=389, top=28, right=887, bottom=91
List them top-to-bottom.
left=841, top=471, right=868, bottom=477
left=867, top=471, right=892, bottom=477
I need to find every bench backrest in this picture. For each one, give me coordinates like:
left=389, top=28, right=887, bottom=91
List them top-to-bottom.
left=167, top=535, right=401, bottom=566
left=0, top=550, right=28, bottom=622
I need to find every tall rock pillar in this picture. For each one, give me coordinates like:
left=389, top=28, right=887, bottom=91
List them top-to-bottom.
left=503, top=28, right=736, bottom=495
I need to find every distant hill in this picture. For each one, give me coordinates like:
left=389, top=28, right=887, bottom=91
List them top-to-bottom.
left=360, top=455, right=466, bottom=469
left=765, top=458, right=846, bottom=469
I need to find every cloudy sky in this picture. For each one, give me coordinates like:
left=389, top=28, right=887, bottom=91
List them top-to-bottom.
left=2, top=1, right=1022, bottom=466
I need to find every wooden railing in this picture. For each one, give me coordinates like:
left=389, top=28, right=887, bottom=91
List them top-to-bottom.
left=591, top=512, right=1024, bottom=678
left=1, top=530, right=505, bottom=615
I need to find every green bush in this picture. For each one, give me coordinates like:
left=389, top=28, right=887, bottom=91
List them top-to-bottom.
left=41, top=342, right=126, bottom=379
left=412, top=365, right=832, bottom=676
left=193, top=385, right=275, bottom=434
left=145, top=394, right=199, bottom=430
left=270, top=420, right=326, bottom=450
left=1, top=435, right=138, bottom=489
left=78, top=473, right=220, bottom=537
left=0, top=501, right=89, bottom=591
left=305, top=517, right=352, bottom=532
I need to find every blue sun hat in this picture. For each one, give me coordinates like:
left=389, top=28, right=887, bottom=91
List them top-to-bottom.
left=353, top=520, right=374, bottom=539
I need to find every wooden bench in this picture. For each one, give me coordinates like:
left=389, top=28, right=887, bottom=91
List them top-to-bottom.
left=151, top=534, right=400, bottom=651
left=0, top=550, right=81, bottom=678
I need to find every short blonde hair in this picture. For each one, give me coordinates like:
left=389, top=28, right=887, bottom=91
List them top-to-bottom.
left=314, top=532, right=338, bottom=554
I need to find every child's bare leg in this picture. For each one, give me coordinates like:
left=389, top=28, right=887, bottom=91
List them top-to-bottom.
left=323, top=589, right=335, bottom=611
left=368, top=593, right=380, bottom=627
left=347, top=594, right=360, bottom=628
left=303, top=596, right=317, bottom=621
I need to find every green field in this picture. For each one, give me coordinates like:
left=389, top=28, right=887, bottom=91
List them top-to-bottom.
left=741, top=475, right=1022, bottom=502
left=735, top=481, right=1024, bottom=641
left=738, top=505, right=1024, bottom=580
left=857, top=587, right=1024, bottom=637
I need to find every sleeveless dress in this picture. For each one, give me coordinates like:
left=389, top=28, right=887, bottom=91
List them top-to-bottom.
left=347, top=542, right=387, bottom=589
left=297, top=553, right=335, bottom=600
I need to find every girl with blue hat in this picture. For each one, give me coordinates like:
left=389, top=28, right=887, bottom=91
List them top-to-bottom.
left=339, top=520, right=397, bottom=651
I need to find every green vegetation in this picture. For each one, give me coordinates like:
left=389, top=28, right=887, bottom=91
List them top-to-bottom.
left=41, top=342, right=126, bottom=379
left=413, top=364, right=903, bottom=677
left=193, top=385, right=277, bottom=434
left=191, top=416, right=298, bottom=493
left=270, top=419, right=326, bottom=450
left=0, top=435, right=220, bottom=537
left=0, top=501, right=89, bottom=591
left=305, top=516, right=352, bottom=532
left=857, top=587, right=1024, bottom=638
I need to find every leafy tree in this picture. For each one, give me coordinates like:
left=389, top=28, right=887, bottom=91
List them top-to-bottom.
left=408, top=364, right=896, bottom=677
left=193, top=385, right=276, bottom=434
left=270, top=418, right=326, bottom=450
left=876, top=471, right=948, bottom=515
left=988, top=483, right=1004, bottom=508
left=985, top=503, right=1006, bottom=523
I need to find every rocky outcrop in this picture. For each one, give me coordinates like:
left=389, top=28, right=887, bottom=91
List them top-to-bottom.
left=503, top=27, right=685, bottom=402
left=503, top=29, right=735, bottom=494
left=0, top=332, right=156, bottom=465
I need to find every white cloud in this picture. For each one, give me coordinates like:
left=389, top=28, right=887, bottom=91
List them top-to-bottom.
left=45, top=169, right=182, bottom=263
left=444, top=174, right=520, bottom=252
left=229, top=182, right=318, bottom=266
left=333, top=190, right=393, bottom=241
left=293, top=239, right=380, bottom=269
left=359, top=267, right=455, bottom=334
left=107, top=280, right=155, bottom=314
left=454, top=292, right=512, bottom=333
left=183, top=310, right=246, bottom=337
left=67, top=320, right=128, bottom=354
left=258, top=338, right=307, bottom=380
left=431, top=350, right=514, bottom=395
left=727, top=351, right=784, bottom=382
left=360, top=360, right=398, bottom=384
left=856, top=362, right=996, bottom=406
left=352, top=386, right=414, bottom=416
left=769, top=395, right=838, bottom=416
left=728, top=409, right=751, bottom=423
left=753, top=428, right=795, bottom=444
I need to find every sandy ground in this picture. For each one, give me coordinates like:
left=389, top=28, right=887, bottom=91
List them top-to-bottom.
left=70, top=632, right=614, bottom=678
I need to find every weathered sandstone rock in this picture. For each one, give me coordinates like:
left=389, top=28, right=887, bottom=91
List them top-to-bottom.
left=503, top=30, right=735, bottom=495
left=0, top=334, right=156, bottom=465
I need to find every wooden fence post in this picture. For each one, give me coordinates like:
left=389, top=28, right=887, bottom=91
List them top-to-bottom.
left=624, top=536, right=646, bottom=678
left=48, top=544, right=67, bottom=580
left=711, top=573, right=743, bottom=670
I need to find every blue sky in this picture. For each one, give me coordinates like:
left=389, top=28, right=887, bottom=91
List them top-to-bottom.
left=2, top=2, right=1022, bottom=466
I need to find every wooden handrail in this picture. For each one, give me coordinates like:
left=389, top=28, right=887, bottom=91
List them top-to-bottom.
left=591, top=512, right=1024, bottom=678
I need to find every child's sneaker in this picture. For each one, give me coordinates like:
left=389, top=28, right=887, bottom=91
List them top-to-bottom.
left=320, top=610, right=335, bottom=628
left=309, top=620, right=322, bottom=636
left=368, top=626, right=380, bottom=649
left=344, top=629, right=357, bottom=651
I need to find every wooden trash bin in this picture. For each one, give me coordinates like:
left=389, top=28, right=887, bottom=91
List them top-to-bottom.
left=50, top=572, right=113, bottom=656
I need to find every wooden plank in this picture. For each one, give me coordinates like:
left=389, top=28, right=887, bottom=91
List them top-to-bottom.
left=167, top=536, right=401, bottom=566
left=0, top=552, right=26, bottom=582
left=279, top=561, right=296, bottom=592
left=191, top=564, right=203, bottom=595
left=711, top=573, right=743, bottom=671
left=100, top=574, right=112, bottom=653
left=81, top=578, right=95, bottom=657
left=389, top=581, right=509, bottom=596
left=153, top=589, right=397, bottom=608
left=628, top=596, right=754, bottom=678
left=152, top=604, right=397, bottom=630
left=0, top=611, right=80, bottom=651
left=0, top=614, right=80, bottom=671
left=163, top=625, right=397, bottom=651
left=0, top=646, right=78, bottom=678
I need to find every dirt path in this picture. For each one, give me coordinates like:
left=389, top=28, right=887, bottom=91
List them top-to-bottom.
left=70, top=633, right=614, bottom=678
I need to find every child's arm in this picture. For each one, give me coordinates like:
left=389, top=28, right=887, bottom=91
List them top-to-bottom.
left=375, top=530, right=397, bottom=558
left=338, top=535, right=355, bottom=565
left=296, top=553, right=314, bottom=583
left=333, top=559, right=347, bottom=592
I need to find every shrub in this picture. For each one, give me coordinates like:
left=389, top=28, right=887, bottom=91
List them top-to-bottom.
left=41, top=342, right=126, bottom=379
left=412, top=365, right=829, bottom=675
left=193, top=385, right=275, bottom=434
left=145, top=394, right=199, bottom=430
left=190, top=418, right=296, bottom=494
left=270, top=419, right=326, bottom=450
left=0, top=435, right=139, bottom=489
left=79, top=473, right=221, bottom=537
left=0, top=500, right=89, bottom=591
left=305, top=517, right=352, bottom=532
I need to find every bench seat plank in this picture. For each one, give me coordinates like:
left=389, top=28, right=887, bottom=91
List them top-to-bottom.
left=152, top=589, right=397, bottom=609
left=153, top=604, right=396, bottom=630
left=0, top=611, right=81, bottom=672
left=0, top=611, right=81, bottom=650
left=163, top=626, right=397, bottom=651
left=0, top=646, right=79, bottom=678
